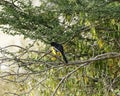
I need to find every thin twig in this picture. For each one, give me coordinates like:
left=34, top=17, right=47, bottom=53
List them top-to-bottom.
left=51, top=62, right=89, bottom=96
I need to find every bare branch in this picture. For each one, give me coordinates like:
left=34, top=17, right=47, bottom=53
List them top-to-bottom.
left=51, top=52, right=120, bottom=96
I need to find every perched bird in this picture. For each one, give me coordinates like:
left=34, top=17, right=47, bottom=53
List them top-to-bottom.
left=50, top=42, right=68, bottom=63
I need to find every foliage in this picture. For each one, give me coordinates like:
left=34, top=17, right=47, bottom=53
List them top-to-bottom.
left=0, top=0, right=120, bottom=96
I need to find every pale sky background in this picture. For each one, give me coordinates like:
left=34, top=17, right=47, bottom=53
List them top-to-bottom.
left=0, top=0, right=41, bottom=70
left=0, top=0, right=40, bottom=46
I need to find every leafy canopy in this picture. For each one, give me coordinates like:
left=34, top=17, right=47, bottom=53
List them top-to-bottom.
left=0, top=0, right=120, bottom=96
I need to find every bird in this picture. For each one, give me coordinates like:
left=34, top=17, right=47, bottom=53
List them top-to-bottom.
left=50, top=42, right=68, bottom=63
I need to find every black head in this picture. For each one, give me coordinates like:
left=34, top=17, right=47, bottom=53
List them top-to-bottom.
left=50, top=42, right=57, bottom=46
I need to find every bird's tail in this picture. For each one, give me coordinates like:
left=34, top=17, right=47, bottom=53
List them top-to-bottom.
left=61, top=52, right=68, bottom=63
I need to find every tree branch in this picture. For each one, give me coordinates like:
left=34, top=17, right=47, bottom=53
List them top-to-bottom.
left=51, top=52, right=120, bottom=96
left=67, top=52, right=120, bottom=65
left=51, top=62, right=89, bottom=96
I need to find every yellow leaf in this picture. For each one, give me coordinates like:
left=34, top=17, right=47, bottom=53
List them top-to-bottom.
left=85, top=19, right=91, bottom=26
left=111, top=19, right=115, bottom=25
left=91, top=27, right=98, bottom=39
left=98, top=39, right=103, bottom=48
left=51, top=47, right=57, bottom=55
left=51, top=47, right=61, bottom=56
left=51, top=47, right=62, bottom=61
left=56, top=51, right=61, bottom=56
left=51, top=57, right=56, bottom=61
left=84, top=76, right=88, bottom=84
